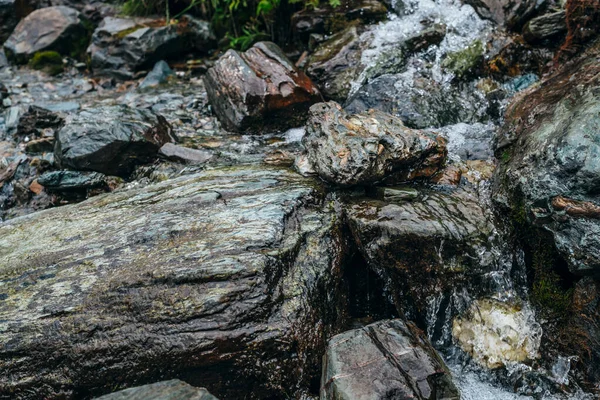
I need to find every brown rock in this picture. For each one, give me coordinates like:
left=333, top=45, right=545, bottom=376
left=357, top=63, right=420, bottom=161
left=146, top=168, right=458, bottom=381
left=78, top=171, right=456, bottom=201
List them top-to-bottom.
left=203, top=42, right=321, bottom=133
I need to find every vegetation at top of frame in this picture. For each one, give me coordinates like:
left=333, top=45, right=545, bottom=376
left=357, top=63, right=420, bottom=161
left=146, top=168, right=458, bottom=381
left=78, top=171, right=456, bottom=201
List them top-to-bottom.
left=121, top=0, right=341, bottom=50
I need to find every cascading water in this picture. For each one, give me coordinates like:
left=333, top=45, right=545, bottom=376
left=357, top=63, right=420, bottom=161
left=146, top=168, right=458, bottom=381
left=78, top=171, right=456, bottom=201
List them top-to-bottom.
left=340, top=0, right=594, bottom=398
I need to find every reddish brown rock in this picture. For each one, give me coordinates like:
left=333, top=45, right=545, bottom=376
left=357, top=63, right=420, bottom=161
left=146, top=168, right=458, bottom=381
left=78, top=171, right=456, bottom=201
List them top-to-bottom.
left=203, top=41, right=321, bottom=133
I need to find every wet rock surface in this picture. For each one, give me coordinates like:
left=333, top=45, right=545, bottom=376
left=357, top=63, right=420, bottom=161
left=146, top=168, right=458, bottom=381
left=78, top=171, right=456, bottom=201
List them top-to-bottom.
left=463, top=0, right=538, bottom=30
left=3, top=6, right=87, bottom=63
left=88, top=16, right=214, bottom=79
left=305, top=26, right=365, bottom=103
left=203, top=41, right=321, bottom=133
left=494, top=42, right=600, bottom=276
left=298, top=102, right=447, bottom=186
left=55, top=105, right=175, bottom=176
left=0, top=166, right=346, bottom=399
left=345, top=186, right=495, bottom=319
left=321, top=319, right=459, bottom=399
left=95, top=379, right=218, bottom=400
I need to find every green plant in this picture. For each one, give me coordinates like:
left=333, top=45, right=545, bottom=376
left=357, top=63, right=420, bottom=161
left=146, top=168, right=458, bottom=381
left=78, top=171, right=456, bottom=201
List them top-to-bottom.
left=121, top=0, right=341, bottom=50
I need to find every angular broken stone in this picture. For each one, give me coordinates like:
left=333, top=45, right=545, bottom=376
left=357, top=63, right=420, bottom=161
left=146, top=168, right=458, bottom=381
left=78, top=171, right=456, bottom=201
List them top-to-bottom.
left=3, top=6, right=87, bottom=63
left=88, top=16, right=214, bottom=79
left=203, top=41, right=321, bottom=133
left=297, top=101, right=447, bottom=186
left=54, top=105, right=175, bottom=176
left=0, top=166, right=346, bottom=398
left=37, top=170, right=106, bottom=191
left=321, top=319, right=459, bottom=399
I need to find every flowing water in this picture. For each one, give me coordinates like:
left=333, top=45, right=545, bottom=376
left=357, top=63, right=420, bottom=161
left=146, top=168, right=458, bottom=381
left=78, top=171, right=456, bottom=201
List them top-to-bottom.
left=343, top=0, right=594, bottom=398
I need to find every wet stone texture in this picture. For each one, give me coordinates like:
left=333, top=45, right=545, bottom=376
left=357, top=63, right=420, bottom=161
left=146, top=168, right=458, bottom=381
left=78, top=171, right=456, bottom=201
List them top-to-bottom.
left=88, top=16, right=214, bottom=80
left=493, top=41, right=600, bottom=276
left=203, top=42, right=321, bottom=133
left=297, top=101, right=447, bottom=186
left=54, top=105, right=176, bottom=177
left=0, top=166, right=347, bottom=399
left=345, top=187, right=495, bottom=320
left=321, top=319, right=459, bottom=400
left=94, top=379, right=218, bottom=400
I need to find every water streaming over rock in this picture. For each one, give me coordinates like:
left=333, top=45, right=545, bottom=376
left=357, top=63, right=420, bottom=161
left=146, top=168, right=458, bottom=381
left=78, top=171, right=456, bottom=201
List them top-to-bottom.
left=340, top=0, right=593, bottom=398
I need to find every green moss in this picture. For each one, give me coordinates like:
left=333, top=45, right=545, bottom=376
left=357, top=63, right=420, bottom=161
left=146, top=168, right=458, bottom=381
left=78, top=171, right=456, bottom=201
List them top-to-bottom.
left=114, top=25, right=143, bottom=39
left=442, top=40, right=484, bottom=78
left=29, top=51, right=63, bottom=75
left=501, top=149, right=511, bottom=163
left=531, top=244, right=573, bottom=318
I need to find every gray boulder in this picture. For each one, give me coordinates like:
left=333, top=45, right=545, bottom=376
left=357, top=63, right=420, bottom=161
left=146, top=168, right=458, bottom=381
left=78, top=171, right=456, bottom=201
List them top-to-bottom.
left=3, top=6, right=87, bottom=63
left=88, top=16, right=214, bottom=79
left=203, top=41, right=321, bottom=133
left=493, top=46, right=600, bottom=276
left=297, top=101, right=447, bottom=186
left=54, top=105, right=175, bottom=176
left=0, top=166, right=346, bottom=398
left=321, top=319, right=459, bottom=399
left=95, top=379, right=217, bottom=400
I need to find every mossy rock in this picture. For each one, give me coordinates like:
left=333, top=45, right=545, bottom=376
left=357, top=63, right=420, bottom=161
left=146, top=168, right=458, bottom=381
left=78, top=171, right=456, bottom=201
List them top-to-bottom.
left=442, top=40, right=484, bottom=78
left=29, top=51, right=64, bottom=75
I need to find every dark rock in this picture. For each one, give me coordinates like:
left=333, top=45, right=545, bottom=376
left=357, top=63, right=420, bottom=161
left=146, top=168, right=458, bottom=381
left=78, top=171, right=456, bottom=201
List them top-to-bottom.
left=0, top=0, right=41, bottom=44
left=291, top=0, right=387, bottom=42
left=463, top=0, right=538, bottom=30
left=559, top=0, right=600, bottom=60
left=3, top=6, right=87, bottom=63
left=523, top=11, right=567, bottom=43
left=88, top=16, right=214, bottom=80
left=305, top=26, right=364, bottom=103
left=485, top=33, right=554, bottom=79
left=204, top=42, right=321, bottom=133
left=493, top=44, right=600, bottom=276
left=139, top=60, right=174, bottom=90
left=345, top=73, right=490, bottom=129
left=297, top=102, right=447, bottom=186
left=16, top=105, right=63, bottom=139
left=54, top=105, right=175, bottom=176
left=24, top=137, right=54, bottom=153
left=158, top=143, right=212, bottom=164
left=0, top=166, right=346, bottom=399
left=37, top=170, right=106, bottom=190
left=345, top=187, right=494, bottom=318
left=321, top=319, right=459, bottom=399
left=94, top=379, right=218, bottom=400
